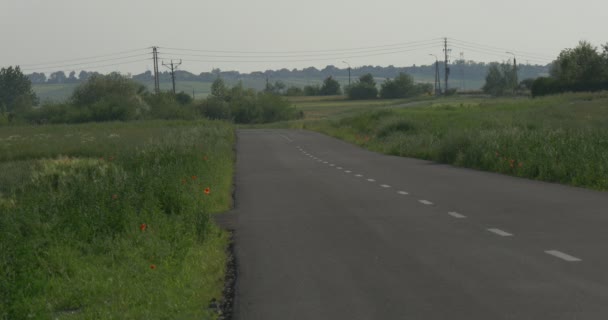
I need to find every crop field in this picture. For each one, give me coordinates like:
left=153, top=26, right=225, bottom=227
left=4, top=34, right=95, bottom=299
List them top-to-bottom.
left=286, top=92, right=608, bottom=191
left=0, top=120, right=234, bottom=319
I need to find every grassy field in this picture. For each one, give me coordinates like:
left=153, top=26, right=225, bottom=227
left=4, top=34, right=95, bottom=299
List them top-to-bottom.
left=282, top=92, right=608, bottom=191
left=0, top=120, right=235, bottom=319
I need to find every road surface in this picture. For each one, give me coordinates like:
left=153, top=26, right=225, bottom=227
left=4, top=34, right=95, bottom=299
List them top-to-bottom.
left=224, top=129, right=608, bottom=320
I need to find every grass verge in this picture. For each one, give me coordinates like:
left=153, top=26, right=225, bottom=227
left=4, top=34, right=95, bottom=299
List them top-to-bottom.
left=291, top=92, right=608, bottom=191
left=0, top=120, right=234, bottom=319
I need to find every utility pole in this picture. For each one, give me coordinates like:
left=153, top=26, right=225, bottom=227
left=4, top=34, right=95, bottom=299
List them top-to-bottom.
left=443, top=37, right=451, bottom=94
left=152, top=47, right=160, bottom=94
left=459, top=52, right=465, bottom=91
left=506, top=52, right=518, bottom=93
left=429, top=54, right=441, bottom=96
left=162, top=59, right=182, bottom=94
left=342, top=61, right=351, bottom=86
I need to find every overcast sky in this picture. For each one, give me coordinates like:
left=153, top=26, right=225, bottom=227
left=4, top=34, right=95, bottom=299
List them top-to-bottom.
left=1, top=0, right=606, bottom=75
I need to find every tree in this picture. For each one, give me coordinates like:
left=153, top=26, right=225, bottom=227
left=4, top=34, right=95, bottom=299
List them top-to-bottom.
left=550, top=41, right=608, bottom=83
left=482, top=63, right=518, bottom=96
left=0, top=66, right=38, bottom=115
left=48, top=71, right=67, bottom=84
left=27, top=72, right=47, bottom=84
left=345, top=73, right=378, bottom=100
left=380, top=73, right=420, bottom=99
left=320, top=76, right=341, bottom=95
left=211, top=77, right=227, bottom=100
left=303, top=84, right=321, bottom=96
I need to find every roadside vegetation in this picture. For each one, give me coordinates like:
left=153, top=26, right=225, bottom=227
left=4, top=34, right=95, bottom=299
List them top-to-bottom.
left=0, top=69, right=301, bottom=125
left=298, top=92, right=608, bottom=191
left=0, top=121, right=234, bottom=319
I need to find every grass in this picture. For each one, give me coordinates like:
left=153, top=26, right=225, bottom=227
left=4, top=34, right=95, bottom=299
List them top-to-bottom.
left=280, top=92, right=608, bottom=191
left=0, top=120, right=235, bottom=319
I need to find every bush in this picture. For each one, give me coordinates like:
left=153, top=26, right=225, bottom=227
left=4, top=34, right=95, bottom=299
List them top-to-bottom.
left=380, top=73, right=428, bottom=99
left=346, top=74, right=378, bottom=100
left=304, top=84, right=321, bottom=96
left=197, top=97, right=231, bottom=120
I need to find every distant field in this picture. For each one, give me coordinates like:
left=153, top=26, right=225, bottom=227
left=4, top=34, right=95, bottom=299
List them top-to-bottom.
left=32, top=74, right=479, bottom=103
left=278, top=92, right=608, bottom=191
left=0, top=120, right=234, bottom=319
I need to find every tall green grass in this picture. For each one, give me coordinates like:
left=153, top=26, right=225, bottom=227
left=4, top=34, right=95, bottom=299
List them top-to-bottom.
left=305, top=92, right=608, bottom=190
left=0, top=120, right=234, bottom=319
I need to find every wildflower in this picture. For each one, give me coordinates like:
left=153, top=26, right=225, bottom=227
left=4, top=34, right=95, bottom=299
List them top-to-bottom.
left=191, top=175, right=197, bottom=180
left=204, top=187, right=211, bottom=195
left=112, top=194, right=118, bottom=200
left=140, top=223, right=147, bottom=232
left=150, top=264, right=156, bottom=270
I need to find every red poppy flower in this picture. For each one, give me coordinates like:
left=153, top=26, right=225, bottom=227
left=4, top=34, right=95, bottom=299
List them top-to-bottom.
left=191, top=175, right=197, bottom=180
left=204, top=187, right=211, bottom=195
left=140, top=223, right=147, bottom=232
left=150, top=264, right=156, bottom=270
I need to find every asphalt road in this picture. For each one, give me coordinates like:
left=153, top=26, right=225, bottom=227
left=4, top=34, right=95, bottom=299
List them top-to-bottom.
left=225, top=129, right=608, bottom=320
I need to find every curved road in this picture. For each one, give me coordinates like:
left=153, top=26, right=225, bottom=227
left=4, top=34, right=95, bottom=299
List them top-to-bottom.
left=223, top=129, right=608, bottom=319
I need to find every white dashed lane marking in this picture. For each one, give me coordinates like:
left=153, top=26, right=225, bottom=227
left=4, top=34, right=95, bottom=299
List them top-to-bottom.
left=329, top=164, right=335, bottom=167
left=337, top=167, right=343, bottom=170
left=345, top=170, right=351, bottom=173
left=355, top=174, right=363, bottom=177
left=367, top=179, right=376, bottom=182
left=380, top=184, right=391, bottom=188
left=397, top=191, right=409, bottom=195
left=418, top=200, right=433, bottom=205
left=448, top=212, right=466, bottom=219
left=487, top=228, right=513, bottom=237
left=545, top=250, right=582, bottom=262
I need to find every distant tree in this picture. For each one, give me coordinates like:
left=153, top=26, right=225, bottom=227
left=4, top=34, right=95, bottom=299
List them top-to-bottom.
left=550, top=41, right=608, bottom=83
left=482, top=63, right=517, bottom=96
left=0, top=66, right=38, bottom=116
left=48, top=71, right=67, bottom=84
left=67, top=71, right=79, bottom=83
left=27, top=72, right=47, bottom=84
left=346, top=73, right=378, bottom=100
left=380, top=73, right=420, bottom=99
left=320, top=76, right=341, bottom=95
left=211, top=77, right=228, bottom=100
left=264, top=80, right=286, bottom=95
left=303, top=84, right=321, bottom=96
left=285, top=86, right=304, bottom=96
left=175, top=91, right=193, bottom=105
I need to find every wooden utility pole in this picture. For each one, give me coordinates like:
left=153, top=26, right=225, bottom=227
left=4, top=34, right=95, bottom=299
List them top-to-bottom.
left=152, top=47, right=160, bottom=94
left=162, top=59, right=182, bottom=94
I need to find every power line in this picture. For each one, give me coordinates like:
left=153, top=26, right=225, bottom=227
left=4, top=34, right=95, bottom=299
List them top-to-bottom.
left=159, top=38, right=443, bottom=55
left=449, top=38, right=553, bottom=61
left=158, top=42, right=444, bottom=59
left=157, top=44, right=441, bottom=64
left=16, top=48, right=150, bottom=67
left=19, top=53, right=150, bottom=71
left=21, top=58, right=150, bottom=73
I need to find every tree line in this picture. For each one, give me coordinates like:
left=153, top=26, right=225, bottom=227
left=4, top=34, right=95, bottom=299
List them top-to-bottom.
left=482, top=41, right=608, bottom=97
left=27, top=63, right=550, bottom=86
left=1, top=68, right=302, bottom=125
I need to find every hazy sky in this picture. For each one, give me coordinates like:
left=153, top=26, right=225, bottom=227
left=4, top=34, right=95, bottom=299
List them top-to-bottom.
left=1, top=0, right=606, bottom=75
